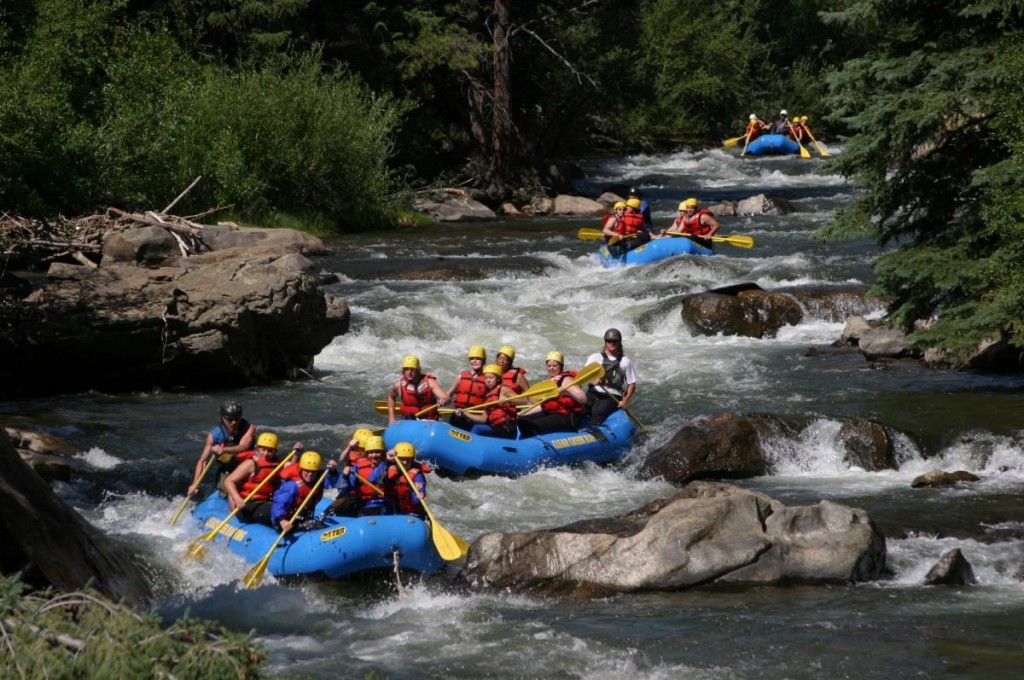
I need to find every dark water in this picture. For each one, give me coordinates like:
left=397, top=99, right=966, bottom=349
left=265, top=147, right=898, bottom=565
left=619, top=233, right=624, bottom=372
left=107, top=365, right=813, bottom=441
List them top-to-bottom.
left=3, top=146, right=1024, bottom=678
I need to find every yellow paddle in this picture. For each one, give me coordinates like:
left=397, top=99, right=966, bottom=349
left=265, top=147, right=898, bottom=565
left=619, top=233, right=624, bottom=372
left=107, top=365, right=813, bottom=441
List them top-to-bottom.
left=787, top=122, right=812, bottom=159
left=802, top=124, right=830, bottom=157
left=741, top=128, right=754, bottom=156
left=723, top=135, right=745, bottom=147
left=579, top=227, right=754, bottom=249
left=664, top=232, right=755, bottom=249
left=564, top=362, right=604, bottom=390
left=465, top=378, right=558, bottom=412
left=184, top=450, right=296, bottom=560
left=170, top=456, right=216, bottom=526
left=394, top=457, right=469, bottom=561
left=241, top=468, right=330, bottom=588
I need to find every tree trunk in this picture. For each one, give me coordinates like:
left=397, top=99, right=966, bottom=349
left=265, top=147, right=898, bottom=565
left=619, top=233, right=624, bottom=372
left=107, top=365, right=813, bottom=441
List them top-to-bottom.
left=491, top=0, right=511, bottom=182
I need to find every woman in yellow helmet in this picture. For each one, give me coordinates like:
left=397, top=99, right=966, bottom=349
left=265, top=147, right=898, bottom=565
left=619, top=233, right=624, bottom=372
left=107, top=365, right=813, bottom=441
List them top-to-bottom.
left=658, top=198, right=721, bottom=249
left=495, top=344, right=530, bottom=394
left=447, top=345, right=489, bottom=431
left=519, top=351, right=588, bottom=436
left=386, top=355, right=449, bottom=424
left=455, top=364, right=519, bottom=439
left=223, top=430, right=284, bottom=525
left=270, top=451, right=336, bottom=532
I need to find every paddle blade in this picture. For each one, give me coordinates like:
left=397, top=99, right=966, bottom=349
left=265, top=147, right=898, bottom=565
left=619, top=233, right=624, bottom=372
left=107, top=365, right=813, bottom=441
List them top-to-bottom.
left=722, top=136, right=743, bottom=147
left=799, top=144, right=811, bottom=159
left=577, top=227, right=604, bottom=240
left=712, top=235, right=755, bottom=249
left=566, top=362, right=604, bottom=389
left=373, top=400, right=389, bottom=415
left=431, top=523, right=468, bottom=561
left=184, top=538, right=208, bottom=561
left=241, top=557, right=271, bottom=589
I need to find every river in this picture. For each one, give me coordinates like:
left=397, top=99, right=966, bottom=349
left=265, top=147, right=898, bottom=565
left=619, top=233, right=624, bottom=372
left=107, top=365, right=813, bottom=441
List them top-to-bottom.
left=3, top=145, right=1024, bottom=678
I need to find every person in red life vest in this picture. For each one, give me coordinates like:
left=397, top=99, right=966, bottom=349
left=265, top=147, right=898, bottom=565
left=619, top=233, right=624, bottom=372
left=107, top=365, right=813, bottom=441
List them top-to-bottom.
left=743, top=113, right=768, bottom=141
left=788, top=114, right=805, bottom=142
left=627, top=187, right=654, bottom=232
left=606, top=197, right=652, bottom=258
left=657, top=198, right=721, bottom=250
left=600, top=201, right=627, bottom=243
left=584, top=328, right=638, bottom=426
left=495, top=344, right=530, bottom=395
left=447, top=345, right=489, bottom=431
left=518, top=351, right=587, bottom=436
left=386, top=355, right=448, bottom=424
left=455, top=364, right=519, bottom=439
left=188, top=400, right=256, bottom=497
left=324, top=429, right=373, bottom=517
left=223, top=431, right=284, bottom=525
left=348, top=435, right=392, bottom=515
left=385, top=442, right=430, bottom=520
left=270, top=451, right=336, bottom=532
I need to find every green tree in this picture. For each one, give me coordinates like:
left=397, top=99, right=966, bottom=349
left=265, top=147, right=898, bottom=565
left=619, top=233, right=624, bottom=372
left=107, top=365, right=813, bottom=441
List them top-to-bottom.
left=821, top=0, right=1024, bottom=359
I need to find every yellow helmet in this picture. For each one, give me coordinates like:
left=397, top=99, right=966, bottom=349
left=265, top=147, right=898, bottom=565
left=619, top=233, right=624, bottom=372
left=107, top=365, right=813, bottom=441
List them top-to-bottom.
left=800, top=116, right=809, bottom=123
left=626, top=197, right=642, bottom=210
left=681, top=198, right=699, bottom=210
left=613, top=201, right=626, bottom=211
left=467, top=345, right=486, bottom=360
left=497, top=345, right=516, bottom=361
left=546, top=350, right=564, bottom=365
left=401, top=355, right=420, bottom=370
left=483, top=363, right=503, bottom=376
left=352, top=428, right=373, bottom=446
left=256, top=432, right=279, bottom=450
left=363, top=436, right=385, bottom=453
left=395, top=442, right=416, bottom=459
left=299, top=451, right=323, bottom=471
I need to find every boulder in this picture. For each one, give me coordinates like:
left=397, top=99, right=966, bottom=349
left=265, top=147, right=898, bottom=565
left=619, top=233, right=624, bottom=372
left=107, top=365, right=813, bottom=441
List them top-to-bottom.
left=411, top=189, right=497, bottom=222
left=735, top=194, right=795, bottom=215
left=522, top=195, right=555, bottom=216
left=551, top=195, right=606, bottom=216
left=0, top=252, right=350, bottom=396
left=779, top=284, right=884, bottom=322
left=680, top=285, right=803, bottom=338
left=858, top=325, right=913, bottom=360
left=639, top=413, right=898, bottom=485
left=4, top=427, right=95, bottom=483
left=0, top=428, right=152, bottom=606
left=911, top=469, right=980, bottom=488
left=463, top=482, right=886, bottom=597
left=924, top=548, right=977, bottom=586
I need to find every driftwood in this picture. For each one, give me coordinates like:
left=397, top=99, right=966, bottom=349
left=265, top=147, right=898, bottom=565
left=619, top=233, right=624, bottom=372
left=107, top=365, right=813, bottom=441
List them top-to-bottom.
left=0, top=177, right=220, bottom=267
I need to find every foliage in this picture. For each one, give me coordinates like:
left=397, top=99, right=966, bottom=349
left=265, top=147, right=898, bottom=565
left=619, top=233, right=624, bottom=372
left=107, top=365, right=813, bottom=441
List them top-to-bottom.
left=821, top=0, right=1024, bottom=359
left=0, top=575, right=265, bottom=678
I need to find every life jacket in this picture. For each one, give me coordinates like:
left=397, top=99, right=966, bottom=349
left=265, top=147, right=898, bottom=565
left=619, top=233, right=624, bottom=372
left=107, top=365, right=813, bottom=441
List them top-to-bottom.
left=745, top=121, right=763, bottom=139
left=788, top=123, right=804, bottom=141
left=618, top=209, right=645, bottom=236
left=680, top=210, right=714, bottom=237
left=595, top=353, right=626, bottom=397
left=501, top=367, right=525, bottom=394
left=452, top=369, right=488, bottom=408
left=542, top=371, right=583, bottom=416
left=399, top=373, right=439, bottom=420
left=485, top=385, right=517, bottom=429
left=210, top=418, right=251, bottom=446
left=239, top=450, right=299, bottom=480
left=239, top=454, right=281, bottom=502
left=351, top=457, right=385, bottom=505
left=387, top=461, right=432, bottom=514
left=284, top=478, right=324, bottom=520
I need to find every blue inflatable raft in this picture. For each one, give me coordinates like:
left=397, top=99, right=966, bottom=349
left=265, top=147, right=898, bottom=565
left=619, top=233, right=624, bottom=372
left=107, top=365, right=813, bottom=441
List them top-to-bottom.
left=743, top=133, right=801, bottom=156
left=597, top=235, right=714, bottom=267
left=383, top=409, right=637, bottom=477
left=191, top=494, right=444, bottom=579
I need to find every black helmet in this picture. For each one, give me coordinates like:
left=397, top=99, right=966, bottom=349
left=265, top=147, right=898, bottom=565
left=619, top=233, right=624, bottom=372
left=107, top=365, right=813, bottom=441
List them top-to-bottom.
left=628, top=187, right=640, bottom=197
left=603, top=328, right=623, bottom=342
left=220, top=400, right=243, bottom=419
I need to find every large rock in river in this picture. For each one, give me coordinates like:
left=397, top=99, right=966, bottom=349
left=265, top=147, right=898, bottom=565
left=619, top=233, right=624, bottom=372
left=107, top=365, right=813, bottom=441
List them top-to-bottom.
left=0, top=243, right=349, bottom=396
left=0, top=428, right=152, bottom=605
left=464, top=482, right=886, bottom=597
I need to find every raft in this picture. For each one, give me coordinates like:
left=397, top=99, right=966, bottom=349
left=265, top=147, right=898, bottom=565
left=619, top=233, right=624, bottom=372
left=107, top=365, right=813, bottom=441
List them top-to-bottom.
left=743, top=133, right=801, bottom=156
left=597, top=235, right=714, bottom=267
left=383, top=408, right=637, bottom=477
left=191, top=493, right=444, bottom=579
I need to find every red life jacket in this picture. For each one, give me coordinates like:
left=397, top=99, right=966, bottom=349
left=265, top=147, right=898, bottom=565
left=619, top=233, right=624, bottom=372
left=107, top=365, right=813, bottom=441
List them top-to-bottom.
left=745, top=121, right=763, bottom=139
left=618, top=210, right=645, bottom=236
left=680, top=210, right=714, bottom=237
left=502, top=367, right=525, bottom=394
left=452, top=370, right=488, bottom=408
left=542, top=371, right=583, bottom=416
left=399, top=373, right=439, bottom=420
left=485, top=385, right=517, bottom=429
left=239, top=455, right=281, bottom=502
left=352, top=457, right=382, bottom=502
left=387, top=461, right=432, bottom=514
left=286, top=478, right=324, bottom=519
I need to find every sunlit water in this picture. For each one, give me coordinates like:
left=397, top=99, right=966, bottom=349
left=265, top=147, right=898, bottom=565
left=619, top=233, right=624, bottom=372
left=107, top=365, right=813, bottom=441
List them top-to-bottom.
left=4, top=147, right=1024, bottom=678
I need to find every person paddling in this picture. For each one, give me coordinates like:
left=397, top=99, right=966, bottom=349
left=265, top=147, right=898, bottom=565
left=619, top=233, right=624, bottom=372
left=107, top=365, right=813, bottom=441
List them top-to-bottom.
left=657, top=198, right=721, bottom=249
left=584, top=329, right=638, bottom=425
left=496, top=344, right=530, bottom=395
left=447, top=345, right=489, bottom=430
left=519, top=351, right=587, bottom=436
left=386, top=355, right=448, bottom=423
left=454, top=364, right=519, bottom=439
left=188, top=400, right=256, bottom=497
left=223, top=431, right=284, bottom=525
left=385, top=442, right=430, bottom=520
left=270, top=451, right=335, bottom=533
